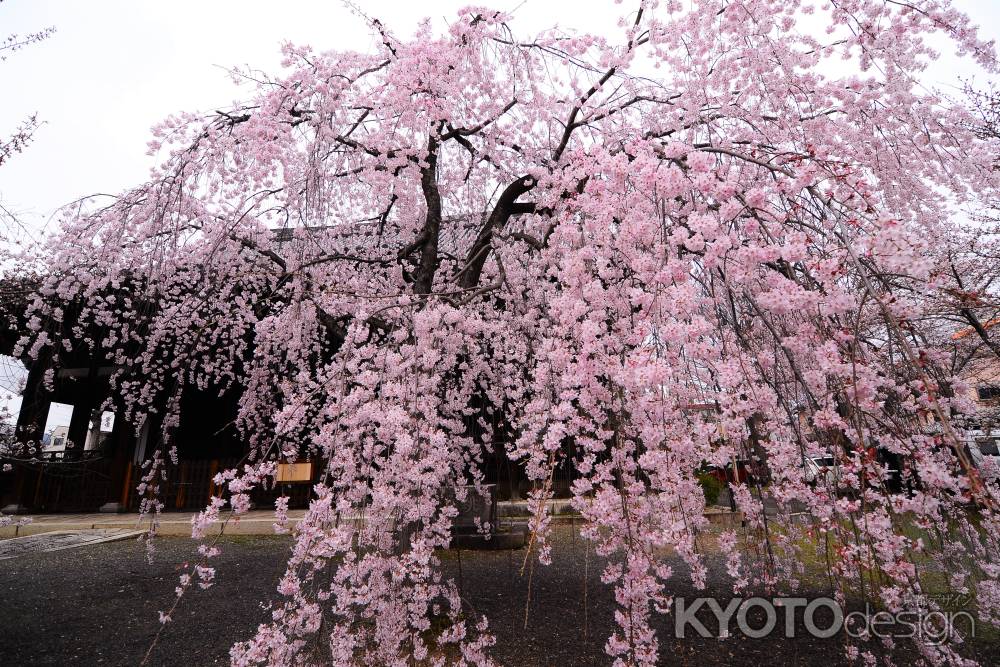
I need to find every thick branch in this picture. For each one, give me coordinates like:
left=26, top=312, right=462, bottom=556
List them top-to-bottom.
left=412, top=134, right=443, bottom=295
left=457, top=175, right=536, bottom=289
left=958, top=307, right=1000, bottom=359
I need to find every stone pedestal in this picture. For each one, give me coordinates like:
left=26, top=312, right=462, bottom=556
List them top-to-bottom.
left=393, top=484, right=528, bottom=552
left=449, top=484, right=527, bottom=549
left=451, top=484, right=496, bottom=531
left=451, top=523, right=528, bottom=550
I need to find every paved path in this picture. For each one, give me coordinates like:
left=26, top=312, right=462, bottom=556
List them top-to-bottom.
left=1, top=503, right=742, bottom=538
left=0, top=510, right=309, bottom=538
left=0, top=528, right=145, bottom=559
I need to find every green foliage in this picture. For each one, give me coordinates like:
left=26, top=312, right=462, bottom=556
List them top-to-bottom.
left=697, top=472, right=724, bottom=506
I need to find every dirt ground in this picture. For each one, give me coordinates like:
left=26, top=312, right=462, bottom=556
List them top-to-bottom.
left=0, top=525, right=994, bottom=666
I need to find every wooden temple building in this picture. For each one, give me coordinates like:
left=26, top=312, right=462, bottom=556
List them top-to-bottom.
left=0, top=274, right=322, bottom=513
left=0, top=330, right=538, bottom=515
left=0, top=345, right=308, bottom=513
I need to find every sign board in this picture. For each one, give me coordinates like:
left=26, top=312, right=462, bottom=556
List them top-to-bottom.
left=276, top=462, right=314, bottom=483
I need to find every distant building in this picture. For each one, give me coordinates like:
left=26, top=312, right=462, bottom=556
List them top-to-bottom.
left=953, top=328, right=1000, bottom=479
left=42, top=424, right=69, bottom=457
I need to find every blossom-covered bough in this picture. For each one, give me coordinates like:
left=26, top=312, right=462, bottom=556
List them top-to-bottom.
left=17, top=1, right=1000, bottom=664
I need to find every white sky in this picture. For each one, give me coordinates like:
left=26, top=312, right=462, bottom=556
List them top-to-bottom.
left=0, top=0, right=620, bottom=236
left=1, top=0, right=998, bottom=236
left=0, top=354, right=25, bottom=422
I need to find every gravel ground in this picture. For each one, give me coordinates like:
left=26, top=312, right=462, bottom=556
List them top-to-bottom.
left=0, top=525, right=994, bottom=666
left=0, top=534, right=288, bottom=666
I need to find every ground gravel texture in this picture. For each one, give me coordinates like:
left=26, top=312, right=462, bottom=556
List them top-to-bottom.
left=0, top=524, right=995, bottom=665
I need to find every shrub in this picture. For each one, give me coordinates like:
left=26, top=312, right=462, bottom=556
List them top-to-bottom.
left=697, top=472, right=724, bottom=506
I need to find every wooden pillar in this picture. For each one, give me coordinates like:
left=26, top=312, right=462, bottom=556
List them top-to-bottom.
left=2, top=361, right=50, bottom=511
left=14, top=361, right=50, bottom=447
left=62, top=366, right=101, bottom=462
left=64, top=404, right=94, bottom=462
left=101, top=410, right=135, bottom=513
left=119, top=463, right=133, bottom=510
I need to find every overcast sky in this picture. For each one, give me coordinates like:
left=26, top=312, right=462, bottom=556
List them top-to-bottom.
left=0, top=0, right=619, bottom=236
left=2, top=0, right=998, bottom=238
